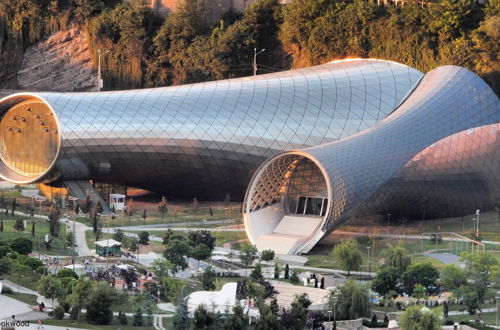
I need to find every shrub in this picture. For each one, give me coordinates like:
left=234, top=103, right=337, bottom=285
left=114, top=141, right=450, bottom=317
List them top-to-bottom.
left=10, top=237, right=33, bottom=255
left=21, top=256, right=43, bottom=270
left=35, top=266, right=47, bottom=275
left=57, top=268, right=78, bottom=279
left=290, top=271, right=300, bottom=284
left=1, top=284, right=13, bottom=294
left=53, top=306, right=65, bottom=320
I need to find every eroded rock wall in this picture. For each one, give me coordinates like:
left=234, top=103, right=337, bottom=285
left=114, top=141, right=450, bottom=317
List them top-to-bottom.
left=17, top=26, right=97, bottom=92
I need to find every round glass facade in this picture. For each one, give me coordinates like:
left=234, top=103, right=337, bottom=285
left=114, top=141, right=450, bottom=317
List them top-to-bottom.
left=0, top=100, right=59, bottom=178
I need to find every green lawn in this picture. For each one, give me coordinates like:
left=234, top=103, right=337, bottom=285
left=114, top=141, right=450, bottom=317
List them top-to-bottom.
left=73, top=206, right=242, bottom=228
left=340, top=211, right=500, bottom=242
left=0, top=217, right=69, bottom=256
left=211, top=231, right=247, bottom=246
left=3, top=269, right=42, bottom=291
left=4, top=292, right=39, bottom=306
left=449, top=311, right=498, bottom=326
left=41, top=316, right=155, bottom=329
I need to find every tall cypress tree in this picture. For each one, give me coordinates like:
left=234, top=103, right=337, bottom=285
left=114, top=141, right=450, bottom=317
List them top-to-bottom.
left=32, top=222, right=35, bottom=236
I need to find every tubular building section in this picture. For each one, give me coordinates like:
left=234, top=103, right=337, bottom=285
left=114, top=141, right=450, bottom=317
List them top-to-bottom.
left=0, top=59, right=421, bottom=199
left=243, top=66, right=500, bottom=254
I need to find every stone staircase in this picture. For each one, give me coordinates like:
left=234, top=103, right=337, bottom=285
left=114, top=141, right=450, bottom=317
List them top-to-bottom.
left=63, top=180, right=111, bottom=214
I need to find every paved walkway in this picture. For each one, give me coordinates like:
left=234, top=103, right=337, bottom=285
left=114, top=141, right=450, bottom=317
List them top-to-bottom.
left=66, top=220, right=91, bottom=256
left=1, top=279, right=54, bottom=309
left=0, top=294, right=33, bottom=320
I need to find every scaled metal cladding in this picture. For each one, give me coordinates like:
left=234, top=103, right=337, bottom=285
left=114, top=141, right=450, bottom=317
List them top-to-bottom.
left=0, top=59, right=422, bottom=199
left=244, top=66, right=500, bottom=254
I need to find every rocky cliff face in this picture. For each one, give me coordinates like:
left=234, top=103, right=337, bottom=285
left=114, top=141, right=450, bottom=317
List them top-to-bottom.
left=0, top=22, right=23, bottom=89
left=17, top=26, right=97, bottom=92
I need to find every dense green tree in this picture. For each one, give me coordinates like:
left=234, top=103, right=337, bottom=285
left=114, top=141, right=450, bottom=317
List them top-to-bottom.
left=48, top=203, right=60, bottom=236
left=13, top=218, right=24, bottom=231
left=112, top=229, right=125, bottom=242
left=188, top=230, right=216, bottom=251
left=138, top=231, right=150, bottom=245
left=10, top=236, right=32, bottom=255
left=163, top=237, right=190, bottom=275
left=332, top=239, right=362, bottom=275
left=191, top=243, right=212, bottom=270
left=240, top=244, right=258, bottom=266
left=384, top=244, right=411, bottom=276
left=0, top=246, right=12, bottom=258
left=260, top=249, right=275, bottom=262
left=0, top=257, right=11, bottom=275
left=151, top=258, right=174, bottom=281
left=273, top=262, right=280, bottom=279
left=401, top=262, right=439, bottom=295
left=250, top=263, right=264, bottom=281
left=440, top=264, right=467, bottom=290
left=200, top=266, right=216, bottom=290
left=371, top=266, right=399, bottom=296
left=57, top=268, right=78, bottom=279
left=289, top=270, right=300, bottom=285
left=37, top=273, right=65, bottom=308
left=162, top=276, right=181, bottom=302
left=66, top=277, right=94, bottom=320
left=332, top=279, right=371, bottom=320
left=85, top=283, right=114, bottom=325
left=412, top=284, right=427, bottom=302
left=453, top=284, right=481, bottom=315
left=281, top=293, right=312, bottom=330
left=173, top=297, right=190, bottom=330
left=254, top=298, right=279, bottom=330
left=193, top=304, right=215, bottom=329
left=223, top=304, right=248, bottom=330
left=399, top=305, right=442, bottom=330
left=133, top=308, right=144, bottom=326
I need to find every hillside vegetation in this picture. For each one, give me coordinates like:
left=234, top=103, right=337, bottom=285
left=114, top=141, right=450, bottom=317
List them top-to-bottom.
left=0, top=0, right=498, bottom=93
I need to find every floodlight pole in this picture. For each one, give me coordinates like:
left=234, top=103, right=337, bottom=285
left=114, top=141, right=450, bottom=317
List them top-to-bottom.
left=253, top=48, right=265, bottom=76
left=97, top=49, right=109, bottom=92
left=475, top=209, right=480, bottom=241
left=387, top=213, right=391, bottom=235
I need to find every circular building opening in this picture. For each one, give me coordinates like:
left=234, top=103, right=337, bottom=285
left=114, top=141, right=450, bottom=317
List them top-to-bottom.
left=0, top=95, right=60, bottom=184
left=244, top=153, right=330, bottom=254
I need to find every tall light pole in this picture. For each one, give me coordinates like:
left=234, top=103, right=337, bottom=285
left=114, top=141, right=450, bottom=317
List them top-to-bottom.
left=253, top=48, right=265, bottom=76
left=97, top=49, right=110, bottom=92
left=475, top=209, right=480, bottom=240
left=387, top=213, right=391, bottom=235
left=367, top=246, right=371, bottom=277
left=332, top=288, right=340, bottom=329
left=496, top=291, right=500, bottom=327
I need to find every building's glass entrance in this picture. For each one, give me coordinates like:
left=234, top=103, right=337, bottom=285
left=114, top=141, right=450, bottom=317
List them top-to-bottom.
left=295, top=196, right=328, bottom=216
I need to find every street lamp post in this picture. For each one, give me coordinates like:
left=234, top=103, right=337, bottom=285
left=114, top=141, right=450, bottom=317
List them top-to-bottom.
left=253, top=48, right=265, bottom=76
left=97, top=49, right=110, bottom=92
left=475, top=209, right=480, bottom=240
left=387, top=213, right=391, bottom=235
left=367, top=246, right=371, bottom=277
left=332, top=288, right=340, bottom=330
left=496, top=291, right=500, bottom=327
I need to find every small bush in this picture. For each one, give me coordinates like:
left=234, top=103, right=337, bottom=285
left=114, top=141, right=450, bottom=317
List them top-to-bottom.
left=35, top=266, right=47, bottom=275
left=290, top=271, right=300, bottom=284
left=1, top=284, right=13, bottom=294
left=53, top=306, right=65, bottom=320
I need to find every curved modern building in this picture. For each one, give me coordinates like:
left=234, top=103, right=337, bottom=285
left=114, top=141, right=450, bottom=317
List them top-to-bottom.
left=1, top=58, right=499, bottom=255
left=0, top=59, right=421, bottom=200
left=244, top=66, right=500, bottom=254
